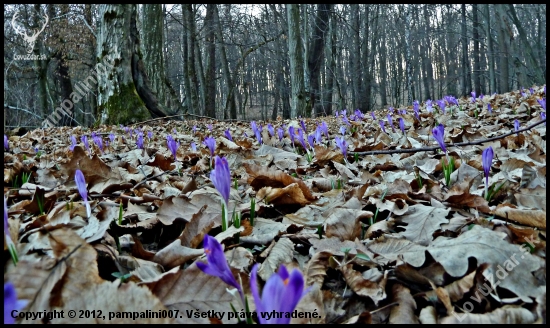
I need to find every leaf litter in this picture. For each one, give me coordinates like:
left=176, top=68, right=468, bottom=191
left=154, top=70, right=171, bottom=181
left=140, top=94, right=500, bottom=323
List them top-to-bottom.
left=4, top=87, right=547, bottom=323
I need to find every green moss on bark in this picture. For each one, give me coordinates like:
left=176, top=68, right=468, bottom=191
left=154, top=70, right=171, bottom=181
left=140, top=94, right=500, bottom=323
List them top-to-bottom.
left=99, top=82, right=150, bottom=125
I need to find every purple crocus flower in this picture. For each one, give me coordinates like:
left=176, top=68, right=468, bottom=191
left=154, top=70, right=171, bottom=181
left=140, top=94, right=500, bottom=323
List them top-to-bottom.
left=529, top=87, right=534, bottom=95
left=471, top=91, right=476, bottom=103
left=479, top=93, right=484, bottom=101
left=444, top=95, right=459, bottom=106
left=537, top=98, right=546, bottom=111
left=437, top=99, right=446, bottom=114
left=413, top=100, right=420, bottom=120
left=426, top=100, right=433, bottom=113
left=487, top=104, right=492, bottom=113
left=388, top=107, right=394, bottom=114
left=342, top=109, right=347, bottom=117
left=354, top=109, right=363, bottom=120
left=335, top=110, right=339, bottom=117
left=370, top=111, right=376, bottom=120
left=541, top=112, right=546, bottom=123
left=387, top=114, right=394, bottom=131
left=342, top=115, right=351, bottom=126
left=399, top=118, right=406, bottom=134
left=300, top=119, right=307, bottom=132
left=514, top=119, right=520, bottom=135
left=379, top=120, right=386, bottom=133
left=320, top=122, right=329, bottom=138
left=208, top=124, right=213, bottom=131
left=267, top=124, right=275, bottom=137
left=432, top=124, right=446, bottom=153
left=193, top=125, right=197, bottom=134
left=288, top=126, right=296, bottom=144
left=339, top=126, right=346, bottom=135
left=315, top=127, right=322, bottom=144
left=277, top=128, right=284, bottom=141
left=224, top=129, right=233, bottom=142
left=254, top=129, right=263, bottom=145
left=297, top=129, right=308, bottom=151
left=147, top=131, right=153, bottom=140
left=136, top=132, right=144, bottom=149
left=109, top=133, right=115, bottom=142
left=308, top=134, right=315, bottom=149
left=4, top=135, right=8, bottom=152
left=69, top=135, right=77, bottom=151
left=81, top=135, right=90, bottom=152
left=93, top=135, right=104, bottom=153
left=166, top=135, right=179, bottom=160
left=204, top=136, right=216, bottom=156
left=334, top=136, right=347, bottom=158
left=190, top=142, right=197, bottom=152
left=482, top=146, right=493, bottom=198
left=210, top=155, right=231, bottom=206
left=75, top=169, right=91, bottom=218
left=197, top=234, right=243, bottom=298
left=250, top=264, right=306, bottom=324
left=4, top=282, right=28, bottom=324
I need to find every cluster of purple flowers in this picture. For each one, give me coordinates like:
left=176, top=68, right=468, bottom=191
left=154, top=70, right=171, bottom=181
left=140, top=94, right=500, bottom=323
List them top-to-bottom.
left=197, top=234, right=307, bottom=324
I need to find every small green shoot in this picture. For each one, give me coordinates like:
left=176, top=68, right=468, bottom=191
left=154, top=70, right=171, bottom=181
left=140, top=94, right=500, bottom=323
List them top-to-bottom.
left=354, top=152, right=359, bottom=163
left=441, top=156, right=455, bottom=187
left=415, top=170, right=423, bottom=189
left=21, top=172, right=30, bottom=184
left=234, top=178, right=238, bottom=190
left=485, top=180, right=507, bottom=202
left=371, top=189, right=388, bottom=225
left=36, top=194, right=45, bottom=215
left=250, top=198, right=256, bottom=226
left=118, top=201, right=124, bottom=225
left=317, top=224, right=323, bottom=239
left=355, top=253, right=371, bottom=261
left=112, top=272, right=131, bottom=283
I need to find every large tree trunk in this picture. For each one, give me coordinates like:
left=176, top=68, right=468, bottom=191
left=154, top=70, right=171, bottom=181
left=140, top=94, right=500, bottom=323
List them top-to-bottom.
left=97, top=4, right=168, bottom=125
left=182, top=4, right=201, bottom=115
left=204, top=4, right=216, bottom=118
left=286, top=4, right=306, bottom=118
left=309, top=4, right=330, bottom=117
left=461, top=4, right=472, bottom=95
left=472, top=4, right=482, bottom=94
left=484, top=4, right=496, bottom=94
left=495, top=4, right=510, bottom=93
left=213, top=5, right=237, bottom=119
left=403, top=5, right=413, bottom=105
left=378, top=8, right=388, bottom=107
left=323, top=9, right=336, bottom=116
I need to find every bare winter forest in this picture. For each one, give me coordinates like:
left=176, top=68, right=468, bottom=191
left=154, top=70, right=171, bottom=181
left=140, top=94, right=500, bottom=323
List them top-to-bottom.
left=4, top=4, right=546, bottom=127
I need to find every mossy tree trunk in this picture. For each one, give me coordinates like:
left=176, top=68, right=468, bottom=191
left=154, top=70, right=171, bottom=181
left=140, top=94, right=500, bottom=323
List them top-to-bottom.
left=97, top=4, right=169, bottom=125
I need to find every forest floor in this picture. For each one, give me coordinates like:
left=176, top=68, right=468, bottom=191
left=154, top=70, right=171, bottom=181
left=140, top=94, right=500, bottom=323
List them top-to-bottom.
left=4, top=87, right=546, bottom=324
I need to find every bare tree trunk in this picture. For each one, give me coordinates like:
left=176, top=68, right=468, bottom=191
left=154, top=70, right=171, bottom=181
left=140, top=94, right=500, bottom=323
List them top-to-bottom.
left=97, top=4, right=168, bottom=124
left=183, top=4, right=200, bottom=115
left=204, top=4, right=216, bottom=118
left=286, top=4, right=306, bottom=118
left=308, top=4, right=330, bottom=117
left=461, top=4, right=472, bottom=95
left=472, top=4, right=482, bottom=94
left=484, top=4, right=496, bottom=94
left=495, top=4, right=510, bottom=93
left=213, top=5, right=237, bottom=119
left=403, top=5, right=413, bottom=105
left=378, top=8, right=388, bottom=107
left=322, top=9, right=336, bottom=116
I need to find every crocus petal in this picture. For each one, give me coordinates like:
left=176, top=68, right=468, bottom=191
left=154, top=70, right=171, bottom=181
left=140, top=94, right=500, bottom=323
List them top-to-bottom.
left=432, top=124, right=447, bottom=153
left=203, top=137, right=216, bottom=156
left=482, top=146, right=493, bottom=187
left=210, top=156, right=231, bottom=205
left=75, top=170, right=91, bottom=217
left=198, top=235, right=240, bottom=291
left=4, top=282, right=28, bottom=324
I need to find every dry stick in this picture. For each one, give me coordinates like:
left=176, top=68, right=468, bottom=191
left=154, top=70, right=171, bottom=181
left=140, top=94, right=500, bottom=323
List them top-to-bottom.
left=129, top=114, right=185, bottom=126
left=354, top=119, right=546, bottom=156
